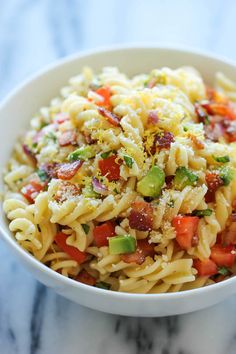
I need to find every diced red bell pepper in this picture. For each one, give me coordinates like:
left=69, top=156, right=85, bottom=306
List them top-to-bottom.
left=95, top=86, right=112, bottom=110
left=98, top=155, right=120, bottom=181
left=57, top=161, right=83, bottom=180
left=21, top=181, right=44, bottom=203
left=129, top=201, right=154, bottom=231
left=172, top=215, right=199, bottom=250
left=93, top=221, right=116, bottom=247
left=54, top=232, right=87, bottom=264
left=211, top=244, right=236, bottom=267
left=193, top=258, right=218, bottom=276
left=75, top=270, right=96, bottom=286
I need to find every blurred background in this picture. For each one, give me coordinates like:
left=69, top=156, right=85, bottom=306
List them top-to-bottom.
left=1, top=0, right=236, bottom=99
left=2, top=1, right=236, bottom=354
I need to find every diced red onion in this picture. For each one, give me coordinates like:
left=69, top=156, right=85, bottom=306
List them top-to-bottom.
left=92, top=177, right=108, bottom=195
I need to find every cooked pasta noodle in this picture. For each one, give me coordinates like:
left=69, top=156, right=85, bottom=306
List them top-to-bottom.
left=3, top=66, right=236, bottom=293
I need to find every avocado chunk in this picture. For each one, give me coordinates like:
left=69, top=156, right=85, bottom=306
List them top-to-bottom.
left=68, top=146, right=95, bottom=161
left=137, top=166, right=165, bottom=198
left=219, top=166, right=234, bottom=186
left=173, top=167, right=198, bottom=190
left=83, top=184, right=99, bottom=198
left=109, top=235, right=136, bottom=255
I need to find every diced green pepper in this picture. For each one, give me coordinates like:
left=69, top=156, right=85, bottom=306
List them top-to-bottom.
left=68, top=146, right=95, bottom=161
left=101, top=151, right=112, bottom=159
left=213, top=155, right=230, bottom=163
left=137, top=166, right=165, bottom=198
left=219, top=166, right=234, bottom=186
left=173, top=167, right=198, bottom=190
left=192, top=209, right=212, bottom=217
left=109, top=235, right=136, bottom=255
left=95, top=281, right=111, bottom=290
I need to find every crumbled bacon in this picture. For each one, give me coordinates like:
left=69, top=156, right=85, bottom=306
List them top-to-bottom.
left=195, top=103, right=209, bottom=124
left=98, top=107, right=120, bottom=127
left=147, top=111, right=159, bottom=125
left=54, top=113, right=70, bottom=124
left=58, top=130, right=77, bottom=147
left=155, top=131, right=175, bottom=150
left=189, top=134, right=204, bottom=149
left=22, top=144, right=37, bottom=164
left=56, top=161, right=83, bottom=180
left=41, top=163, right=59, bottom=179
left=205, top=171, right=224, bottom=202
left=165, top=175, right=174, bottom=189
left=54, top=181, right=80, bottom=203
left=129, top=201, right=153, bottom=231
left=120, top=239, right=155, bottom=265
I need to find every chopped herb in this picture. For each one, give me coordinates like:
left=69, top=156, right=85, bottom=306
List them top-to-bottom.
left=204, top=115, right=210, bottom=125
left=40, top=121, right=47, bottom=129
left=183, top=126, right=188, bottom=132
left=46, top=132, right=57, bottom=143
left=32, top=142, right=38, bottom=148
left=68, top=146, right=95, bottom=161
left=101, top=151, right=112, bottom=159
left=124, top=155, right=134, bottom=168
left=213, top=155, right=230, bottom=163
left=219, top=166, right=234, bottom=186
left=37, top=169, right=48, bottom=182
left=18, top=178, right=23, bottom=183
left=113, top=188, right=119, bottom=194
left=167, top=199, right=175, bottom=208
left=192, top=209, right=213, bottom=217
left=82, top=224, right=90, bottom=234
left=218, top=267, right=230, bottom=276
left=95, top=281, right=111, bottom=290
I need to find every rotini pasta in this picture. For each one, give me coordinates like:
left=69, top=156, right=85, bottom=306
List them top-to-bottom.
left=3, top=66, right=236, bottom=293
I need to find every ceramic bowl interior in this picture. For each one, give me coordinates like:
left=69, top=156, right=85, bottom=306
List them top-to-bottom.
left=1, top=45, right=236, bottom=316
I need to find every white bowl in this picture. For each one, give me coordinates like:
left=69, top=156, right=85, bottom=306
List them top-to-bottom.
left=1, top=45, right=236, bottom=317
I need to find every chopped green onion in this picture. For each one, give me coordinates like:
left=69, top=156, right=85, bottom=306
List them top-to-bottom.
left=204, top=115, right=210, bottom=125
left=183, top=126, right=188, bottom=132
left=46, top=132, right=57, bottom=143
left=68, top=146, right=95, bottom=161
left=101, top=151, right=112, bottom=159
left=124, top=155, right=134, bottom=168
left=213, top=155, right=230, bottom=163
left=219, top=166, right=234, bottom=186
left=37, top=169, right=48, bottom=182
left=192, top=209, right=213, bottom=217
left=82, top=224, right=90, bottom=234
left=218, top=267, right=230, bottom=276
left=95, top=281, right=111, bottom=290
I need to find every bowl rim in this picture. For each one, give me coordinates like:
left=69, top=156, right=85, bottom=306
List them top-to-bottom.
left=1, top=43, right=236, bottom=300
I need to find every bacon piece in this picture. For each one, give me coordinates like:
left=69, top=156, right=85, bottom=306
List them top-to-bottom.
left=195, top=103, right=209, bottom=124
left=98, top=107, right=120, bottom=127
left=147, top=111, right=159, bottom=125
left=55, top=113, right=70, bottom=124
left=225, top=121, right=236, bottom=142
left=204, top=122, right=225, bottom=142
left=58, top=130, right=77, bottom=147
left=155, top=131, right=175, bottom=150
left=189, top=134, right=204, bottom=149
left=22, top=144, right=37, bottom=164
left=57, top=161, right=83, bottom=180
left=41, top=163, right=59, bottom=179
left=205, top=171, right=224, bottom=203
left=165, top=175, right=174, bottom=189
left=54, top=181, right=80, bottom=203
left=129, top=201, right=153, bottom=231
left=120, top=239, right=155, bottom=265
left=75, top=270, right=96, bottom=286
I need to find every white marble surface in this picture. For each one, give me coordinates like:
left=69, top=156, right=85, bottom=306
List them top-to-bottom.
left=1, top=1, right=236, bottom=353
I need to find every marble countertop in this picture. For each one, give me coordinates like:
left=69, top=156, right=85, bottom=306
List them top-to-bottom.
left=1, top=1, right=236, bottom=353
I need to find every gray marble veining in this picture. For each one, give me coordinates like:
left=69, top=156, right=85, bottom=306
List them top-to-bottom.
left=1, top=0, right=236, bottom=353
